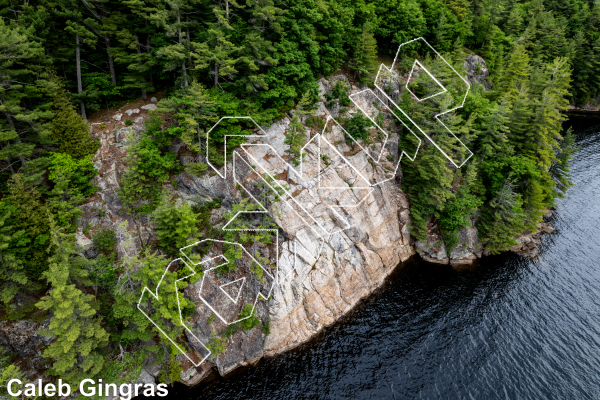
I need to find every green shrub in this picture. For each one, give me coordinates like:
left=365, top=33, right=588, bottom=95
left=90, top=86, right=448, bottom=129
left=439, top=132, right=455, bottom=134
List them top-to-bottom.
left=332, top=81, right=351, bottom=106
left=344, top=113, right=372, bottom=141
left=118, top=115, right=180, bottom=213
left=305, top=116, right=325, bottom=131
left=125, top=119, right=133, bottom=126
left=48, top=153, right=98, bottom=197
left=184, top=162, right=208, bottom=177
left=153, top=200, right=201, bottom=256
left=92, top=228, right=116, bottom=254
left=237, top=304, right=261, bottom=331
left=262, top=319, right=271, bottom=336
left=224, top=324, right=237, bottom=338
left=205, top=330, right=227, bottom=359
left=98, top=351, right=145, bottom=385
left=158, top=356, right=182, bottom=385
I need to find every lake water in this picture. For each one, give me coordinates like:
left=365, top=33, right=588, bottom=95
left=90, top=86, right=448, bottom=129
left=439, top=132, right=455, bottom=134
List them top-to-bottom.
left=166, top=116, right=600, bottom=399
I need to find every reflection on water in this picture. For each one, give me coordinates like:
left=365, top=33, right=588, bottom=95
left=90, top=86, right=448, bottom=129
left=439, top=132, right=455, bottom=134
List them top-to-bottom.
left=165, top=116, right=600, bottom=400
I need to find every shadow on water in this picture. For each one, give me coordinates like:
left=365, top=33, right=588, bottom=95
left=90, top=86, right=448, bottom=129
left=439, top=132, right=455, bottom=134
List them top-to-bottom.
left=157, top=115, right=600, bottom=400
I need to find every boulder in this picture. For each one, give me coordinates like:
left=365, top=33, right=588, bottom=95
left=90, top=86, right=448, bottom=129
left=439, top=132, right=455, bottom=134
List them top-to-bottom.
left=463, top=54, right=492, bottom=90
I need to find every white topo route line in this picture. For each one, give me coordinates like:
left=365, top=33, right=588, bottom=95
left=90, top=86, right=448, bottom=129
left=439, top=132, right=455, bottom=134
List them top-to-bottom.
left=137, top=38, right=473, bottom=365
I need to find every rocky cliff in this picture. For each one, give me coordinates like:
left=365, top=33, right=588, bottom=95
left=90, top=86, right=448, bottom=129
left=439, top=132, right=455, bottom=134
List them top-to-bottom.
left=0, top=54, right=556, bottom=391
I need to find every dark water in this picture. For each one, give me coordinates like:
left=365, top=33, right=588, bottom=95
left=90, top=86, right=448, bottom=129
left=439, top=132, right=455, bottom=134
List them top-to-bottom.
left=167, top=116, right=600, bottom=400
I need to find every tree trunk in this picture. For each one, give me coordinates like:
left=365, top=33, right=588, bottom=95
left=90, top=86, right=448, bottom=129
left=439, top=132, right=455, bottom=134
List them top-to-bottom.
left=177, top=10, right=188, bottom=87
left=186, top=14, right=192, bottom=71
left=146, top=20, right=154, bottom=88
left=75, top=33, right=87, bottom=120
left=135, top=34, right=147, bottom=99
left=105, top=35, right=117, bottom=86
left=214, top=62, right=219, bottom=87
left=4, top=112, right=26, bottom=167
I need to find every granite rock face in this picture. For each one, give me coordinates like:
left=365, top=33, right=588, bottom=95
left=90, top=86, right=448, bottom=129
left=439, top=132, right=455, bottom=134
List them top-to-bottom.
left=463, top=54, right=492, bottom=90
left=170, top=77, right=414, bottom=379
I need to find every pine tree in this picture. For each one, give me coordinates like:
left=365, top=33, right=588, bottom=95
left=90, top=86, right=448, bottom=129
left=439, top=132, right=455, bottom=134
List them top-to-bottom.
left=57, top=0, right=99, bottom=119
left=153, top=0, right=194, bottom=87
left=236, top=0, right=286, bottom=92
left=191, top=1, right=246, bottom=88
left=504, top=6, right=524, bottom=37
left=434, top=10, right=451, bottom=52
left=0, top=19, right=55, bottom=171
left=349, top=21, right=378, bottom=85
left=495, top=44, right=530, bottom=95
left=527, top=58, right=571, bottom=171
left=49, top=80, right=99, bottom=159
left=156, top=80, right=217, bottom=155
left=505, top=83, right=531, bottom=145
left=295, top=90, right=318, bottom=117
left=478, top=98, right=511, bottom=158
left=284, top=116, right=306, bottom=183
left=549, top=126, right=578, bottom=198
left=2, top=175, right=52, bottom=289
left=478, top=178, right=526, bottom=254
left=523, top=179, right=545, bottom=230
left=152, top=199, right=201, bottom=256
left=0, top=208, right=29, bottom=305
left=36, top=219, right=110, bottom=386
left=134, top=248, right=198, bottom=354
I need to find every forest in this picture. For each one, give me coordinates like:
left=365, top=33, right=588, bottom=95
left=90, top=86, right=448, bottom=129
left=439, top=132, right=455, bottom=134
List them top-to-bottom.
left=0, top=0, right=595, bottom=392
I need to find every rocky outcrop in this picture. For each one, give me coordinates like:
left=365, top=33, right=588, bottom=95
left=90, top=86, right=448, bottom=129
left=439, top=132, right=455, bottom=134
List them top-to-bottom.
left=463, top=54, right=492, bottom=90
left=71, top=64, right=547, bottom=389
left=61, top=78, right=416, bottom=388
left=171, top=78, right=414, bottom=380
left=568, top=96, right=600, bottom=113
left=76, top=108, right=156, bottom=260
left=415, top=210, right=556, bottom=266
left=0, top=318, right=52, bottom=381
left=0, top=319, right=52, bottom=359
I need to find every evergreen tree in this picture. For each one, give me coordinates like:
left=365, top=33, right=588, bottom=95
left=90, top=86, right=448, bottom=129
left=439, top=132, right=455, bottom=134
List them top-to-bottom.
left=57, top=0, right=99, bottom=119
left=192, top=0, right=247, bottom=87
left=236, top=0, right=286, bottom=92
left=504, top=6, right=524, bottom=37
left=0, top=19, right=55, bottom=171
left=349, top=21, right=378, bottom=85
left=495, top=44, right=530, bottom=95
left=49, top=79, right=99, bottom=159
left=156, top=80, right=216, bottom=154
left=505, top=83, right=531, bottom=145
left=295, top=90, right=318, bottom=117
left=477, top=98, right=511, bottom=158
left=284, top=115, right=306, bottom=182
left=549, top=126, right=578, bottom=198
left=1, top=175, right=52, bottom=290
left=478, top=178, right=526, bottom=254
left=153, top=199, right=201, bottom=256
left=0, top=209, right=29, bottom=305
left=36, top=219, right=110, bottom=385
left=133, top=248, right=198, bottom=354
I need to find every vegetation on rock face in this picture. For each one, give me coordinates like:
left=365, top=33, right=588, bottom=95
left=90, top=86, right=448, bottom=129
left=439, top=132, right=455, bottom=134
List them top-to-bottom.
left=0, top=0, right=590, bottom=388
left=35, top=220, right=110, bottom=385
